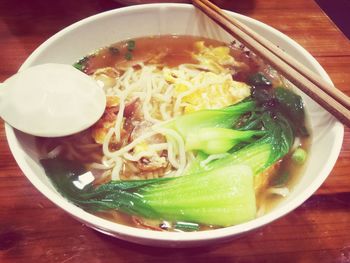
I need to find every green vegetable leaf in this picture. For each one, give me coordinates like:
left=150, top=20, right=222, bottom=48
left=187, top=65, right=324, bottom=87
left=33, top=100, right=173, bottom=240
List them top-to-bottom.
left=247, top=72, right=308, bottom=137
left=248, top=72, right=272, bottom=88
left=274, top=87, right=308, bottom=136
left=165, top=100, right=256, bottom=139
left=207, top=111, right=294, bottom=175
left=185, top=127, right=265, bottom=154
left=42, top=158, right=256, bottom=227
left=139, top=164, right=256, bottom=226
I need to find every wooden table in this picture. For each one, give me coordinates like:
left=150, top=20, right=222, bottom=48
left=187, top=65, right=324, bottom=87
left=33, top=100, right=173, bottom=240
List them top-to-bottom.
left=1, top=0, right=350, bottom=262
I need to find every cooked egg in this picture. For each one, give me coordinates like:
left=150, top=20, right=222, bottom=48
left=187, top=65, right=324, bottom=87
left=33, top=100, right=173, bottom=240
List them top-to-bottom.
left=193, top=41, right=244, bottom=73
left=163, top=42, right=251, bottom=114
left=133, top=141, right=149, bottom=154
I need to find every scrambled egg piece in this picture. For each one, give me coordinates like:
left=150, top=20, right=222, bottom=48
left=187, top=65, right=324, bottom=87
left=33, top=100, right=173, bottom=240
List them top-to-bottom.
left=163, top=41, right=251, bottom=113
left=192, top=41, right=244, bottom=74
left=93, top=67, right=120, bottom=89
left=180, top=72, right=250, bottom=113
left=133, top=141, right=149, bottom=154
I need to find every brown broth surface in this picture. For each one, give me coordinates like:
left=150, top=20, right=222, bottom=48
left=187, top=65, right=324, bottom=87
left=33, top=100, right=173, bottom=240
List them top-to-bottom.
left=83, top=35, right=226, bottom=74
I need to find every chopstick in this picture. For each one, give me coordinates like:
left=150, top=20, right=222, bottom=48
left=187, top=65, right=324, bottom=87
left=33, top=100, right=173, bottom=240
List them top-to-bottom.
left=192, top=0, right=350, bottom=127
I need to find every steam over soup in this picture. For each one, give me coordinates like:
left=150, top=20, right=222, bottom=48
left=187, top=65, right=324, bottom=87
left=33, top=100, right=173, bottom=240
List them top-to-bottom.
left=38, top=35, right=310, bottom=232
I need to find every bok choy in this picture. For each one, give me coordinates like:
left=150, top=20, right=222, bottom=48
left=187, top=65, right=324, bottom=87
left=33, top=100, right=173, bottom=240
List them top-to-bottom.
left=164, top=100, right=265, bottom=154
left=185, top=127, right=266, bottom=154
left=42, top=159, right=256, bottom=227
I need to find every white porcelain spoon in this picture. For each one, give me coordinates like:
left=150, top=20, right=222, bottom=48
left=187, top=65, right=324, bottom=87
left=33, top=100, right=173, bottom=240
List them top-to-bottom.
left=0, top=63, right=106, bottom=137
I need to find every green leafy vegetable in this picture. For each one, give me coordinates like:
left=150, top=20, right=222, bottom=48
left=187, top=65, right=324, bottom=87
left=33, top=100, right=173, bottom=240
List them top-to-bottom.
left=248, top=72, right=272, bottom=88
left=248, top=73, right=308, bottom=137
left=274, top=87, right=308, bottom=136
left=162, top=100, right=265, bottom=155
left=165, top=100, right=256, bottom=139
left=207, top=112, right=295, bottom=175
left=185, top=127, right=265, bottom=154
left=292, top=147, right=307, bottom=165
left=42, top=159, right=256, bottom=227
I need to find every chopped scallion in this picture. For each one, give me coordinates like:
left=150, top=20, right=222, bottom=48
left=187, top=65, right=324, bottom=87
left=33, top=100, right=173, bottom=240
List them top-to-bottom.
left=127, top=40, right=136, bottom=51
left=125, top=51, right=133, bottom=60
left=73, top=57, right=88, bottom=72
left=73, top=62, right=83, bottom=71
left=292, top=147, right=307, bottom=165
left=174, top=222, right=200, bottom=232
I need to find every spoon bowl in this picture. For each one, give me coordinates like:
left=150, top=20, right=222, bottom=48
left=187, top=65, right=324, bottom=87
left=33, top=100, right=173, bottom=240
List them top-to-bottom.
left=0, top=63, right=106, bottom=137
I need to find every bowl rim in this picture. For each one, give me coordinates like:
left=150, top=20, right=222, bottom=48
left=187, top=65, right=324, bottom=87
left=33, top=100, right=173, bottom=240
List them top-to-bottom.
left=5, top=3, right=344, bottom=244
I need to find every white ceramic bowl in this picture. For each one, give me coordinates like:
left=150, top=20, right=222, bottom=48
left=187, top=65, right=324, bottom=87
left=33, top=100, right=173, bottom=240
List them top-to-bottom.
left=6, top=4, right=344, bottom=247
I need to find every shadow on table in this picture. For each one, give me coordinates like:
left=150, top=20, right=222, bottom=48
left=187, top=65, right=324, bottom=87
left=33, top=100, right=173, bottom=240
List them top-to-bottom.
left=0, top=0, right=120, bottom=43
left=0, top=0, right=256, bottom=55
left=0, top=0, right=121, bottom=75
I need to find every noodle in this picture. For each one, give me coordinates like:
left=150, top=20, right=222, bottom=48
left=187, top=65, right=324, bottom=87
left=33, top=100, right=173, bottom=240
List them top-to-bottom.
left=113, top=93, right=125, bottom=142
left=153, top=127, right=187, bottom=176
left=104, top=130, right=158, bottom=158
left=123, top=151, right=157, bottom=162
left=111, top=157, right=123, bottom=180
left=267, top=187, right=290, bottom=197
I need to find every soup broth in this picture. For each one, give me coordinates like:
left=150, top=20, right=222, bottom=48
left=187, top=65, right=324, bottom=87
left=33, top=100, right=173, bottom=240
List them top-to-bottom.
left=38, top=35, right=310, bottom=232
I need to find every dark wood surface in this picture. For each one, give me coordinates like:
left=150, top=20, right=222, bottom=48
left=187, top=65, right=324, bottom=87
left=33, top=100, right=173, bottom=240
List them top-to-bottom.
left=1, top=0, right=350, bottom=262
